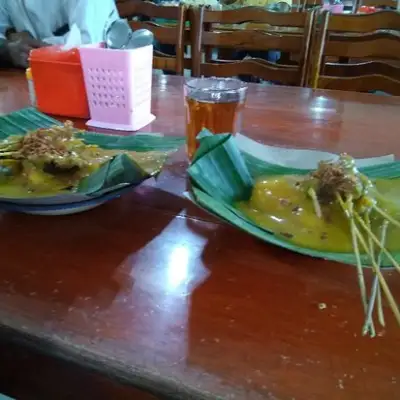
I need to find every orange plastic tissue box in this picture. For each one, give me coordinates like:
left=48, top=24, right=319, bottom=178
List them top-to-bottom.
left=30, top=46, right=90, bottom=119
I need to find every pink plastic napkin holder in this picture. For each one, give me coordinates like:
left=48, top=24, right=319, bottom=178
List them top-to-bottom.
left=79, top=43, right=155, bottom=131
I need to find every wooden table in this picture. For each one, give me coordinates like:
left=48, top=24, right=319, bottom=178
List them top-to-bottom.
left=0, top=69, right=400, bottom=400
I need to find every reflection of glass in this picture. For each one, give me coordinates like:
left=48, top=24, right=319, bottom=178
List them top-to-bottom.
left=184, top=78, right=248, bottom=159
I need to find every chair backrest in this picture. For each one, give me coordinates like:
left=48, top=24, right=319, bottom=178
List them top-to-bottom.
left=116, top=0, right=187, bottom=74
left=300, top=0, right=323, bottom=12
left=189, top=6, right=316, bottom=86
left=321, top=9, right=400, bottom=33
left=311, top=10, right=400, bottom=94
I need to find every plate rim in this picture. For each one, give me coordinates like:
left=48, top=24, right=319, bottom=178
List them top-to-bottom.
left=0, top=183, right=136, bottom=212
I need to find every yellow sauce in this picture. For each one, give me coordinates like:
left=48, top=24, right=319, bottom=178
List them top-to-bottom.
left=0, top=148, right=166, bottom=199
left=0, top=155, right=105, bottom=199
left=237, top=175, right=400, bottom=253
left=0, top=177, right=69, bottom=198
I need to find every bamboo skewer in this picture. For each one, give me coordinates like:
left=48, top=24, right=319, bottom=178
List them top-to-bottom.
left=303, top=154, right=399, bottom=334
left=308, top=188, right=322, bottom=218
left=336, top=193, right=400, bottom=329
left=336, top=194, right=373, bottom=335
left=373, top=205, right=400, bottom=230
left=354, top=213, right=400, bottom=275
left=362, top=213, right=378, bottom=337
left=365, top=213, right=376, bottom=331
left=365, top=213, right=374, bottom=263
left=363, top=220, right=388, bottom=336
left=376, top=221, right=387, bottom=328
left=353, top=224, right=400, bottom=327
left=364, top=277, right=379, bottom=337
left=377, top=283, right=386, bottom=327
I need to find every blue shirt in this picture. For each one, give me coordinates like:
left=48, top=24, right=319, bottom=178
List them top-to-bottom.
left=0, top=0, right=118, bottom=45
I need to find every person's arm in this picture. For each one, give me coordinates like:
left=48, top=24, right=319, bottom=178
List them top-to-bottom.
left=0, top=0, right=12, bottom=65
left=42, top=0, right=118, bottom=46
left=0, top=2, right=43, bottom=68
left=0, top=38, right=12, bottom=66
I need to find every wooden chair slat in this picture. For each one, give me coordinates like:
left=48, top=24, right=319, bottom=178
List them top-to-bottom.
left=118, top=0, right=182, bottom=20
left=300, top=0, right=323, bottom=11
left=190, top=6, right=315, bottom=87
left=199, top=7, right=308, bottom=27
left=310, top=10, right=400, bottom=95
left=327, top=11, right=400, bottom=33
left=129, top=21, right=179, bottom=45
left=201, top=31, right=304, bottom=53
left=324, top=35, right=400, bottom=59
left=153, top=56, right=176, bottom=71
left=201, top=59, right=300, bottom=85
left=324, top=60, right=400, bottom=79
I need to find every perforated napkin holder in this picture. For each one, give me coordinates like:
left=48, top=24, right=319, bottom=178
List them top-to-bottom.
left=79, top=43, right=155, bottom=131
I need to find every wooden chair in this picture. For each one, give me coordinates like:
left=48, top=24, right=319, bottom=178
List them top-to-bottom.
left=116, top=0, right=187, bottom=75
left=300, top=0, right=323, bottom=12
left=189, top=6, right=316, bottom=86
left=310, top=10, right=400, bottom=94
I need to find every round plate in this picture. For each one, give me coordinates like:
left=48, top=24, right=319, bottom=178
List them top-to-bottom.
left=0, top=184, right=135, bottom=216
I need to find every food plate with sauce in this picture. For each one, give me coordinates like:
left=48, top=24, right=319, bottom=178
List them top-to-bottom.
left=0, top=108, right=184, bottom=214
left=188, top=130, right=400, bottom=335
left=188, top=130, right=398, bottom=265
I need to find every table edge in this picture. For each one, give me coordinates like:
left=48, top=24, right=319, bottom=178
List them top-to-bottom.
left=0, top=323, right=220, bottom=400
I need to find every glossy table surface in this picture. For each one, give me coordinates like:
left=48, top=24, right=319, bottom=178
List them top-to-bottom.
left=1, top=69, right=400, bottom=400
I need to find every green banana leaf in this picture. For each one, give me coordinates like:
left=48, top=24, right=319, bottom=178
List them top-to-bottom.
left=0, top=108, right=185, bottom=204
left=188, top=130, right=400, bottom=266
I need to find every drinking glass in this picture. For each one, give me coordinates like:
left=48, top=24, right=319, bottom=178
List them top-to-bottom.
left=184, top=77, right=248, bottom=159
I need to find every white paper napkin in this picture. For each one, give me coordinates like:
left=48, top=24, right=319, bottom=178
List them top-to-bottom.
left=62, top=24, right=82, bottom=50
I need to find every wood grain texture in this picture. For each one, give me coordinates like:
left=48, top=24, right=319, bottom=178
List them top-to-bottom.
left=360, top=0, right=397, bottom=7
left=117, top=1, right=187, bottom=75
left=189, top=7, right=314, bottom=86
left=311, top=10, right=400, bottom=94
left=325, top=11, right=400, bottom=33
left=0, top=70, right=400, bottom=400
left=0, top=334, right=159, bottom=400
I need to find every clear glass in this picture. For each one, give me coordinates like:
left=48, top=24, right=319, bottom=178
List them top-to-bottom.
left=184, top=77, right=248, bottom=159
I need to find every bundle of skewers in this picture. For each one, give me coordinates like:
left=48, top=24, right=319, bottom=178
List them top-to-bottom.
left=300, top=154, right=400, bottom=337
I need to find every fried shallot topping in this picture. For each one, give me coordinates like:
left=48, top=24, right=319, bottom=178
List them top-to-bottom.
left=18, top=121, right=76, bottom=160
left=311, top=159, right=360, bottom=204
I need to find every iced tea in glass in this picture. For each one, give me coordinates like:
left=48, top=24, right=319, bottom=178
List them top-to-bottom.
left=184, top=78, right=247, bottom=159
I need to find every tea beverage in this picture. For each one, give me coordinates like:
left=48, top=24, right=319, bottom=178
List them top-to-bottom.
left=184, top=78, right=247, bottom=159
left=185, top=97, right=243, bottom=158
